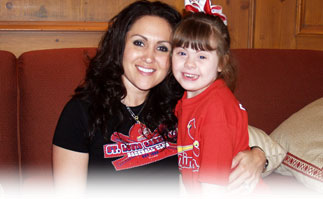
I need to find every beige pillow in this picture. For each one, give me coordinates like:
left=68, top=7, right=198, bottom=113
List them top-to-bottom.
left=270, top=97, right=323, bottom=193
left=248, top=125, right=287, bottom=177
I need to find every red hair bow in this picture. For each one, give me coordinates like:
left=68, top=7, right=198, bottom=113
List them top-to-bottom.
left=184, top=0, right=227, bottom=25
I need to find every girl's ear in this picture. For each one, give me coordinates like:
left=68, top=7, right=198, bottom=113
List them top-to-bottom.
left=218, top=54, right=229, bottom=72
left=217, top=66, right=222, bottom=72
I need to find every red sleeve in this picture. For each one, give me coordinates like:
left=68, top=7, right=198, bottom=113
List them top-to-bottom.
left=198, top=107, right=249, bottom=186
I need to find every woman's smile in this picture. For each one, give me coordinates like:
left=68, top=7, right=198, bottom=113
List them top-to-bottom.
left=122, top=15, right=172, bottom=95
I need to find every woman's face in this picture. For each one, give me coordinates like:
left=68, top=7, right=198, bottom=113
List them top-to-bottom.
left=122, top=15, right=172, bottom=99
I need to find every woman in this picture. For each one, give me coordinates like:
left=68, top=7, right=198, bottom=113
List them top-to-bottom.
left=52, top=0, right=266, bottom=196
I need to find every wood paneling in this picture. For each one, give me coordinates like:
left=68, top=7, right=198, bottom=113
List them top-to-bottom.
left=0, top=0, right=322, bottom=57
left=0, top=0, right=186, bottom=57
left=0, top=0, right=136, bottom=22
left=0, top=0, right=252, bottom=56
left=0, top=0, right=182, bottom=23
left=212, top=0, right=254, bottom=48
left=254, top=0, right=323, bottom=50
left=254, top=0, right=297, bottom=49
left=295, top=0, right=323, bottom=50
left=296, top=0, right=323, bottom=35
left=0, top=21, right=108, bottom=31
left=0, top=31, right=104, bottom=57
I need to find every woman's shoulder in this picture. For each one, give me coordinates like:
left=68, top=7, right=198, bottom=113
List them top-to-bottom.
left=54, top=97, right=91, bottom=152
left=57, top=97, right=91, bottom=125
left=64, top=97, right=90, bottom=112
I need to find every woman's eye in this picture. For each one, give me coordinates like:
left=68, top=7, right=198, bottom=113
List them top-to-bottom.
left=133, top=40, right=144, bottom=47
left=157, top=46, right=169, bottom=52
left=199, top=55, right=207, bottom=59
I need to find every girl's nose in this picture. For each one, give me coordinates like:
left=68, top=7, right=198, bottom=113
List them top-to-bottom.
left=184, top=56, right=195, bottom=69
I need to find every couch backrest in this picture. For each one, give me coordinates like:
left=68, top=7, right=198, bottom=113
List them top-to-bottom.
left=3, top=47, right=322, bottom=189
left=17, top=48, right=97, bottom=185
left=232, top=49, right=323, bottom=134
left=0, top=50, right=19, bottom=190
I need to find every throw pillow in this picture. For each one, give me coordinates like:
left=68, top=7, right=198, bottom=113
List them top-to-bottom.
left=270, top=97, right=323, bottom=193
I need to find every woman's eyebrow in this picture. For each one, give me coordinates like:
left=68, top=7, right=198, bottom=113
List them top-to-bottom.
left=130, top=34, right=171, bottom=45
left=130, top=34, right=147, bottom=41
left=158, top=41, right=171, bottom=45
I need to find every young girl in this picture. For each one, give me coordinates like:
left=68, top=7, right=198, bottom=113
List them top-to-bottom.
left=172, top=12, right=251, bottom=194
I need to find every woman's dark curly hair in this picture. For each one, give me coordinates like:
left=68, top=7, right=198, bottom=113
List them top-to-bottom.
left=74, top=0, right=182, bottom=142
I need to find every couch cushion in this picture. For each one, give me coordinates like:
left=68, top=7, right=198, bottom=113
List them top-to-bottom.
left=17, top=48, right=96, bottom=186
left=232, top=49, right=323, bottom=134
left=0, top=50, right=19, bottom=191
left=270, top=97, right=323, bottom=193
left=263, top=173, right=318, bottom=195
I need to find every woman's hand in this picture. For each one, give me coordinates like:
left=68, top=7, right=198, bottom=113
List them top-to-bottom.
left=227, top=147, right=266, bottom=193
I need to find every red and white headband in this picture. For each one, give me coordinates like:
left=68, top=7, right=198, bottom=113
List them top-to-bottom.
left=184, top=0, right=227, bottom=25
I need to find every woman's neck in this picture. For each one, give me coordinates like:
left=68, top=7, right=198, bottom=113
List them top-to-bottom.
left=121, top=76, right=149, bottom=107
left=121, top=96, right=146, bottom=107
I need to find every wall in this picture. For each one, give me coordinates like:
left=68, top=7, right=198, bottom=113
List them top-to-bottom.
left=0, top=0, right=322, bottom=57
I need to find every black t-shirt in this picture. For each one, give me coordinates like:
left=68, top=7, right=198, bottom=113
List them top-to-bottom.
left=53, top=98, right=179, bottom=195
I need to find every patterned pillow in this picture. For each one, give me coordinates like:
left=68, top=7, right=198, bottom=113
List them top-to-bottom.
left=270, top=98, right=323, bottom=193
left=248, top=125, right=287, bottom=177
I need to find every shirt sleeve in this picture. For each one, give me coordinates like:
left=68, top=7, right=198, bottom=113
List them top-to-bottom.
left=52, top=98, right=90, bottom=153
left=198, top=104, right=249, bottom=186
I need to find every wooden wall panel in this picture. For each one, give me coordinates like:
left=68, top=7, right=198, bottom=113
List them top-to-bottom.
left=0, top=0, right=185, bottom=57
left=0, top=0, right=137, bottom=22
left=0, top=0, right=182, bottom=27
left=1, top=0, right=322, bottom=57
left=212, top=0, right=253, bottom=48
left=254, top=0, right=323, bottom=50
left=254, top=0, right=297, bottom=49
left=295, top=0, right=323, bottom=50
left=299, top=0, right=323, bottom=33
left=0, top=31, right=104, bottom=57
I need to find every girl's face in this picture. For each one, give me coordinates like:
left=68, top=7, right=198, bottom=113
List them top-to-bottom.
left=122, top=16, right=172, bottom=102
left=172, top=46, right=221, bottom=98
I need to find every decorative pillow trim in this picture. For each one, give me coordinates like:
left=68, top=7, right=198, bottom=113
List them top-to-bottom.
left=282, top=152, right=323, bottom=182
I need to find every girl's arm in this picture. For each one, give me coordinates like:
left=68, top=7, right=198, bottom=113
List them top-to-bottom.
left=52, top=145, right=89, bottom=195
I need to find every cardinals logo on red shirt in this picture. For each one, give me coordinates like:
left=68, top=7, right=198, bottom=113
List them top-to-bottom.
left=177, top=118, right=200, bottom=172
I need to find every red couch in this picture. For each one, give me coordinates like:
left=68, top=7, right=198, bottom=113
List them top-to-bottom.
left=1, top=48, right=322, bottom=195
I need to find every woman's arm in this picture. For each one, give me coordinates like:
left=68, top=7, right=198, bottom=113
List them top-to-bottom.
left=52, top=145, right=89, bottom=195
left=228, top=147, right=266, bottom=192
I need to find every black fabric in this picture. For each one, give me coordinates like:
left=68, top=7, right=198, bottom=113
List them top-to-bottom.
left=53, top=98, right=179, bottom=194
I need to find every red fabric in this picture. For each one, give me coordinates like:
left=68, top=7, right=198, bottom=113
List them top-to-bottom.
left=17, top=48, right=96, bottom=183
left=232, top=49, right=323, bottom=134
left=0, top=50, right=19, bottom=190
left=176, top=79, right=249, bottom=192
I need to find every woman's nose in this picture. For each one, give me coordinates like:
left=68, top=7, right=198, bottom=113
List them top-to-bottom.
left=143, top=48, right=154, bottom=64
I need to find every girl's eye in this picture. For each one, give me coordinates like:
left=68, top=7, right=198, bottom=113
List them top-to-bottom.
left=133, top=40, right=144, bottom=47
left=157, top=46, right=169, bottom=52
left=178, top=51, right=186, bottom=56
left=199, top=55, right=207, bottom=59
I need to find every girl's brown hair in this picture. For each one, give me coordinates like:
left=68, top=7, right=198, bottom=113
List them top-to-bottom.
left=172, top=12, right=237, bottom=91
